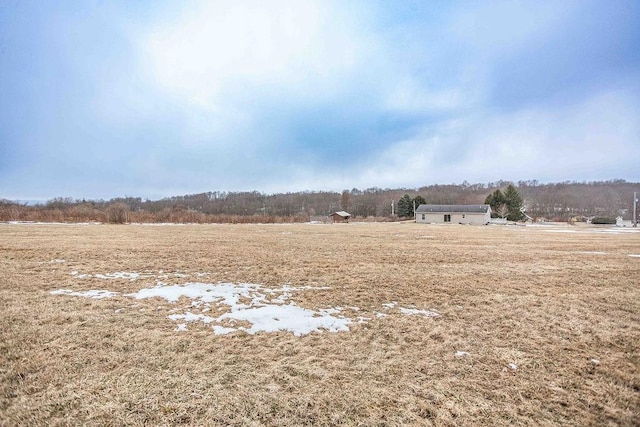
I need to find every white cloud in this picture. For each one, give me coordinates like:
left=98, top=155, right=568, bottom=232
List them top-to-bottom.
left=140, top=0, right=370, bottom=112
left=357, top=89, right=640, bottom=187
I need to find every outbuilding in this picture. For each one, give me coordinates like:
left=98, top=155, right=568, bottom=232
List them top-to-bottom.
left=415, top=204, right=491, bottom=225
left=329, top=211, right=351, bottom=223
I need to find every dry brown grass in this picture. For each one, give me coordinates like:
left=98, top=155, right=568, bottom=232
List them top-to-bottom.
left=1, top=222, right=639, bottom=426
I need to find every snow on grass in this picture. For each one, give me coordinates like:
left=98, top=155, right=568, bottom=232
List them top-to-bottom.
left=4, top=221, right=101, bottom=225
left=595, top=228, right=640, bottom=234
left=577, top=251, right=607, bottom=255
left=629, top=254, right=640, bottom=258
left=69, top=270, right=219, bottom=281
left=70, top=271, right=154, bottom=280
left=95, top=272, right=142, bottom=280
left=51, top=279, right=440, bottom=336
left=129, top=282, right=350, bottom=336
left=50, top=289, right=117, bottom=299
left=381, top=301, right=440, bottom=318
left=217, top=304, right=351, bottom=336
left=398, top=307, right=440, bottom=317
left=168, top=311, right=217, bottom=324
left=212, top=325, right=236, bottom=335
left=455, top=351, right=470, bottom=357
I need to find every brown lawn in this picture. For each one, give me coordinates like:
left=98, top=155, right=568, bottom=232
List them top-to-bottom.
left=1, top=222, right=639, bottom=426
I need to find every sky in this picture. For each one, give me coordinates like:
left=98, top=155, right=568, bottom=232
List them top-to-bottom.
left=1, top=0, right=639, bottom=201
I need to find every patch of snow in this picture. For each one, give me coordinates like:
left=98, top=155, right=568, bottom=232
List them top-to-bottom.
left=4, top=221, right=100, bottom=226
left=130, top=222, right=188, bottom=226
left=595, top=227, right=639, bottom=234
left=577, top=251, right=607, bottom=255
left=629, top=254, right=640, bottom=258
left=50, top=259, right=66, bottom=263
left=94, top=272, right=141, bottom=281
left=51, top=280, right=441, bottom=336
left=127, top=282, right=255, bottom=305
left=128, top=282, right=352, bottom=336
left=50, top=289, right=117, bottom=299
left=381, top=302, right=441, bottom=318
left=218, top=304, right=351, bottom=336
left=319, top=307, right=342, bottom=315
left=398, top=307, right=440, bottom=317
left=115, top=308, right=124, bottom=313
left=168, top=311, right=216, bottom=324
left=175, top=324, right=188, bottom=332
left=213, top=325, right=236, bottom=335
left=455, top=351, right=470, bottom=357
left=590, top=358, right=600, bottom=365
left=508, top=363, right=518, bottom=370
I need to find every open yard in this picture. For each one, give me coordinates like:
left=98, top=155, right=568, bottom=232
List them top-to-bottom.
left=1, top=222, right=639, bottom=426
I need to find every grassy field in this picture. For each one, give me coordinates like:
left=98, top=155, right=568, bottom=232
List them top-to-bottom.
left=1, top=222, right=639, bottom=426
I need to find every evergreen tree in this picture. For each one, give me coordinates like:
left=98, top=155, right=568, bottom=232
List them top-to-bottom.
left=503, top=184, right=525, bottom=221
left=484, top=189, right=505, bottom=218
left=397, top=194, right=413, bottom=218
left=413, top=195, right=426, bottom=208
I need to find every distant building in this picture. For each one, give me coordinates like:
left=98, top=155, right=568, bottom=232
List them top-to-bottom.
left=415, top=204, right=491, bottom=225
left=329, top=211, right=351, bottom=223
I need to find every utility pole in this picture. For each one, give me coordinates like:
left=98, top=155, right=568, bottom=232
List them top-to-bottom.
left=634, top=192, right=638, bottom=227
left=391, top=200, right=394, bottom=216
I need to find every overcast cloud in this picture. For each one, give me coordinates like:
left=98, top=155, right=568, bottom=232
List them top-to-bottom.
left=1, top=0, right=639, bottom=200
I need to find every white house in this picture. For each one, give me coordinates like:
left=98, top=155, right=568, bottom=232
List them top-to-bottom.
left=415, top=204, right=492, bottom=225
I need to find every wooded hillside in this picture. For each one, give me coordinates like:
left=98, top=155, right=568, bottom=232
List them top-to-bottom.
left=1, top=180, right=638, bottom=223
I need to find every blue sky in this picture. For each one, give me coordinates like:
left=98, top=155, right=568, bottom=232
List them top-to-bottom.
left=1, top=0, right=639, bottom=200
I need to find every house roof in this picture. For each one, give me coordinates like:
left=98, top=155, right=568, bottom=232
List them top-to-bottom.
left=415, top=204, right=490, bottom=214
left=330, top=211, right=351, bottom=217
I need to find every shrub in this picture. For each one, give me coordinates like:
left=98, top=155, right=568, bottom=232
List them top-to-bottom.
left=107, top=203, right=130, bottom=224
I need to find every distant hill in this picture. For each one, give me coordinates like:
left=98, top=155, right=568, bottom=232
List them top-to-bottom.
left=2, top=180, right=638, bottom=223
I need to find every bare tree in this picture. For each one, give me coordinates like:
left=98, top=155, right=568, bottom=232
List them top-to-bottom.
left=340, top=190, right=351, bottom=212
left=107, top=203, right=130, bottom=224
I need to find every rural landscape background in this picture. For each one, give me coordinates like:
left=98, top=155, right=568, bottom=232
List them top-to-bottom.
left=2, top=179, right=638, bottom=224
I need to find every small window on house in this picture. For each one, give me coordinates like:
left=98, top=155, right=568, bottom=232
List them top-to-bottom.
left=422, top=214, right=425, bottom=220
left=444, top=214, right=451, bottom=222
left=462, top=214, right=466, bottom=219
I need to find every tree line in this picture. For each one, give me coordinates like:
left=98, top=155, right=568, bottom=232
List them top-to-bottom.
left=1, top=179, right=637, bottom=223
